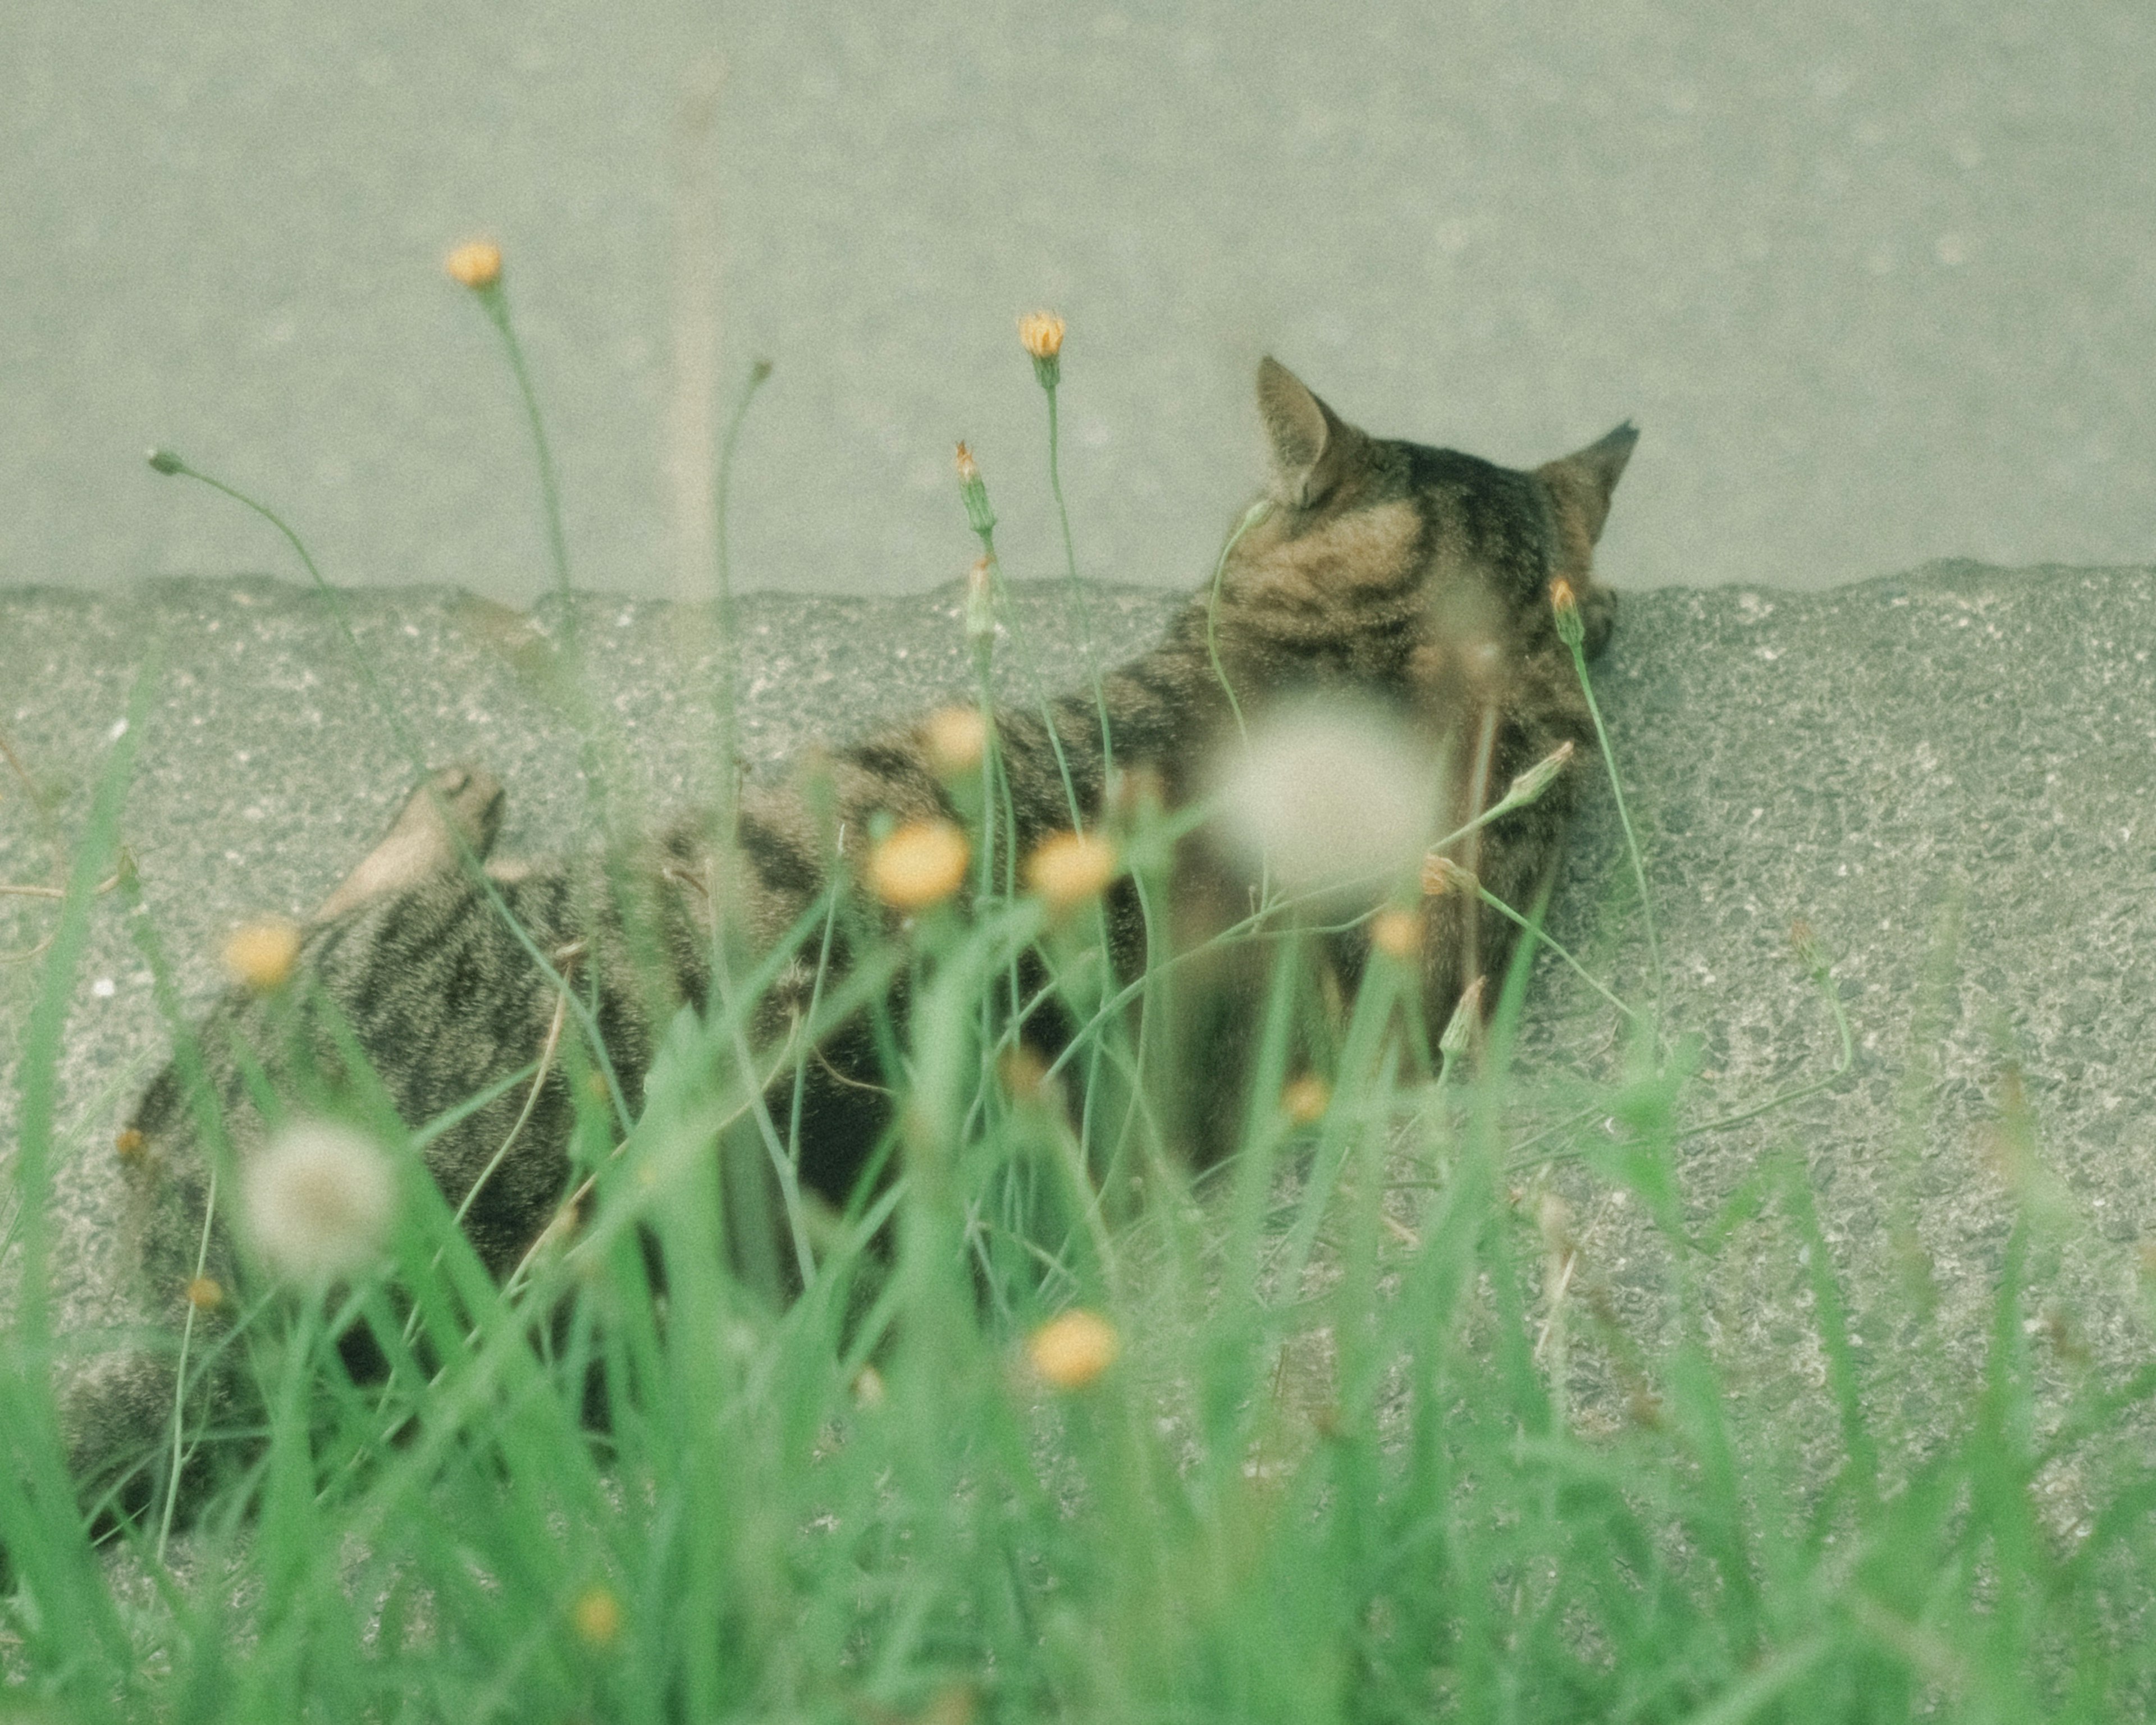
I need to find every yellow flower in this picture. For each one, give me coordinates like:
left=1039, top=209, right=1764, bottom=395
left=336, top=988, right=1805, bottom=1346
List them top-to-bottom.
left=445, top=239, right=503, bottom=289
left=1017, top=311, right=1066, bottom=361
left=922, top=706, right=989, bottom=777
left=867, top=821, right=971, bottom=911
left=1026, top=830, right=1118, bottom=914
left=1369, top=905, right=1423, bottom=962
left=222, top=917, right=302, bottom=991
left=1281, top=1073, right=1331, bottom=1125
left=185, top=1275, right=223, bottom=1312
left=1027, top=1309, right=1118, bottom=1390
left=572, top=1584, right=623, bottom=1649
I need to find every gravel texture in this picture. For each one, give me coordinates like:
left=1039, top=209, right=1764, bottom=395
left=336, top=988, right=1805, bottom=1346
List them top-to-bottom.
left=3, top=562, right=2152, bottom=1454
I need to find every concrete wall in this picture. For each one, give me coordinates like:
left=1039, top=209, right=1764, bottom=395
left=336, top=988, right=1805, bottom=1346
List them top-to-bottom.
left=4, top=1, right=2153, bottom=603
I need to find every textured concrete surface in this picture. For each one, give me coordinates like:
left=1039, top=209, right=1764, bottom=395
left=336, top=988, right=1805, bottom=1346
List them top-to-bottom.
left=5, top=2, right=2154, bottom=606
left=1518, top=561, right=2156, bottom=1454
left=3, top=562, right=2153, bottom=1445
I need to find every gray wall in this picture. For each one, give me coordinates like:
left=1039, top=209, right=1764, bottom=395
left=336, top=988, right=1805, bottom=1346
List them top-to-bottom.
left=4, top=1, right=2151, bottom=604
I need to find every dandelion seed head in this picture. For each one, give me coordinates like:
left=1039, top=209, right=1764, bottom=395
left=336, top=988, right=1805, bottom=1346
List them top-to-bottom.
left=1216, top=701, right=1440, bottom=904
left=243, top=1118, right=396, bottom=1285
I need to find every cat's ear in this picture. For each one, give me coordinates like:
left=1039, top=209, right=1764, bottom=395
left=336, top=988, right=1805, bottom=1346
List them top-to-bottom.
left=1257, top=357, right=1362, bottom=509
left=1537, top=422, right=1638, bottom=546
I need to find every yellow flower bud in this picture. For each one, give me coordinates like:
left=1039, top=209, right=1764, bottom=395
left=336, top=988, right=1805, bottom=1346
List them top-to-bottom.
left=445, top=239, right=503, bottom=289
left=1017, top=311, right=1066, bottom=360
left=1550, top=577, right=1583, bottom=649
left=922, top=706, right=989, bottom=777
left=867, top=821, right=971, bottom=912
left=1026, top=830, right=1118, bottom=914
left=1369, top=905, right=1423, bottom=962
left=222, top=917, right=302, bottom=991
left=1281, top=1073, right=1330, bottom=1125
left=115, top=1127, right=146, bottom=1159
left=185, top=1275, right=223, bottom=1312
left=1027, top=1308, right=1119, bottom=1390
left=572, top=1585, right=623, bottom=1648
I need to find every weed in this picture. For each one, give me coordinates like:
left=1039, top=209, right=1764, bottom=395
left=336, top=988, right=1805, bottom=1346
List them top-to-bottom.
left=2, top=263, right=2152, bottom=1723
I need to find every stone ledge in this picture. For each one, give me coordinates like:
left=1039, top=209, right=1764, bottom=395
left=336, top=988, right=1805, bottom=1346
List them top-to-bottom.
left=3, top=564, right=2150, bottom=1415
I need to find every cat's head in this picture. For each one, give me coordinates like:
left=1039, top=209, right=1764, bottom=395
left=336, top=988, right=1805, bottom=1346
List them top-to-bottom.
left=1220, top=357, right=1634, bottom=670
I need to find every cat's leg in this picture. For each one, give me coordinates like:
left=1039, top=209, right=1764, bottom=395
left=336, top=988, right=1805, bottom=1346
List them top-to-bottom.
left=314, top=764, right=505, bottom=921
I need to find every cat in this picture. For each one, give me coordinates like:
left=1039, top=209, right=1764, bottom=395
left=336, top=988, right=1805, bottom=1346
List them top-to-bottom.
left=62, top=356, right=1634, bottom=1524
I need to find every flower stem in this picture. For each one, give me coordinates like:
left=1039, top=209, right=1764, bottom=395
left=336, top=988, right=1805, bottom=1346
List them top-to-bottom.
left=477, top=286, right=572, bottom=611
left=1042, top=379, right=1113, bottom=774
left=1568, top=635, right=1664, bottom=1027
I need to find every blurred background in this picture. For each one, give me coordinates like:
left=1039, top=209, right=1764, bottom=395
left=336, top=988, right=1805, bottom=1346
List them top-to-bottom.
left=3, top=0, right=2150, bottom=604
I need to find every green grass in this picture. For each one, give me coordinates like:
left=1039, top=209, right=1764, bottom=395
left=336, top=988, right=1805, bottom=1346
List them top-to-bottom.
left=3, top=279, right=2154, bottom=1723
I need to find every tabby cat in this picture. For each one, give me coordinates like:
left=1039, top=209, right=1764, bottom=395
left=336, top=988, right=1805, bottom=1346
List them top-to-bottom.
left=65, top=357, right=1634, bottom=1517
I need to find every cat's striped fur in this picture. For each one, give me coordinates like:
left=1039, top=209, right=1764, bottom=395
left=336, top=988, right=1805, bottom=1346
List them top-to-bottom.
left=68, top=358, right=1634, bottom=1514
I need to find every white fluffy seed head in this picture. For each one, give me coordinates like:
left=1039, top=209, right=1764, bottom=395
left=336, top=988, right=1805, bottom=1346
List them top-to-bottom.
left=1214, top=701, right=1443, bottom=905
left=243, top=1118, right=398, bottom=1286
